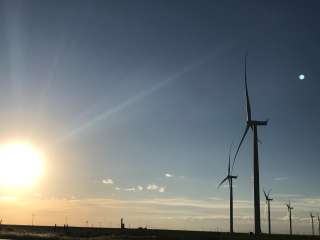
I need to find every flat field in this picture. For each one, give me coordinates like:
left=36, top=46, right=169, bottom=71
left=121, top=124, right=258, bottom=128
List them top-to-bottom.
left=0, top=224, right=318, bottom=240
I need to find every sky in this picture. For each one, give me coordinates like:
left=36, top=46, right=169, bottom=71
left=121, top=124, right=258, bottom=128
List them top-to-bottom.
left=0, top=0, right=319, bottom=235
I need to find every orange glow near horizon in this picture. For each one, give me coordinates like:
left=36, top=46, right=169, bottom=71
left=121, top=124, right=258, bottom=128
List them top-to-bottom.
left=0, top=142, right=44, bottom=189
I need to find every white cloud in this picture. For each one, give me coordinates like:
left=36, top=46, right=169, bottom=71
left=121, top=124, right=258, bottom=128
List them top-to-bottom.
left=165, top=173, right=173, bottom=178
left=274, top=177, right=288, bottom=181
left=102, top=179, right=114, bottom=185
left=147, top=184, right=159, bottom=191
left=147, top=184, right=166, bottom=192
left=137, top=185, right=143, bottom=191
left=115, top=187, right=121, bottom=191
left=124, top=188, right=136, bottom=192
left=274, top=193, right=304, bottom=199
left=208, top=197, right=223, bottom=201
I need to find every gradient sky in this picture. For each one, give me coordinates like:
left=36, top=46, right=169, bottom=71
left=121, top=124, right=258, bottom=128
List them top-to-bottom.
left=0, top=0, right=319, bottom=235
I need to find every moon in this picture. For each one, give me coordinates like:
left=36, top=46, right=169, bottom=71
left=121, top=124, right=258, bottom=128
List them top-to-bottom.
left=299, top=74, right=305, bottom=80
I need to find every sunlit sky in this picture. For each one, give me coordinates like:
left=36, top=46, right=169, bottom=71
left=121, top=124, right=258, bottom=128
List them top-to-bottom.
left=0, top=0, right=319, bottom=235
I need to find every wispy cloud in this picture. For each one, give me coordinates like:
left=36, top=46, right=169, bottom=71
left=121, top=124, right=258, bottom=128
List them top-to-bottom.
left=165, top=173, right=173, bottom=178
left=273, top=177, right=288, bottom=181
left=102, top=179, right=114, bottom=185
left=147, top=184, right=166, bottom=193
left=147, top=184, right=159, bottom=191
left=115, top=185, right=143, bottom=192
left=274, top=193, right=304, bottom=199
left=208, top=197, right=223, bottom=201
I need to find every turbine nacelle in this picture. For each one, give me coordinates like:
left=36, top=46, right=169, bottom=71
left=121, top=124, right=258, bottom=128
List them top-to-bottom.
left=247, top=120, right=268, bottom=127
left=218, top=175, right=238, bottom=188
left=263, top=189, right=273, bottom=202
left=265, top=197, right=273, bottom=202
left=286, top=203, right=294, bottom=211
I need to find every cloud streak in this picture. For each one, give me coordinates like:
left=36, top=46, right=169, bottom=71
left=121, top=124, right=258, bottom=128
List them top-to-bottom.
left=57, top=43, right=230, bottom=143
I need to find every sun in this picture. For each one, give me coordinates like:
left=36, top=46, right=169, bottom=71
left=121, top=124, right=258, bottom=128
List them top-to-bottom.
left=0, top=143, right=44, bottom=188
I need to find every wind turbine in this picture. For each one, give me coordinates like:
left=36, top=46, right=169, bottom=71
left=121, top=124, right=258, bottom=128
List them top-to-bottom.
left=232, top=55, right=268, bottom=234
left=218, top=145, right=237, bottom=233
left=263, top=189, right=273, bottom=234
left=286, top=202, right=294, bottom=235
left=310, top=213, right=315, bottom=236
left=317, top=216, right=320, bottom=236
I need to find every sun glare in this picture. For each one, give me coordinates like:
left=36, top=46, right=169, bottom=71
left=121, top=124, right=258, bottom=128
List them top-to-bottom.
left=0, top=143, right=44, bottom=188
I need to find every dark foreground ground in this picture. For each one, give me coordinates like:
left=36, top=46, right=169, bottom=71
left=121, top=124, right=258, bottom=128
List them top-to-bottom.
left=0, top=224, right=318, bottom=240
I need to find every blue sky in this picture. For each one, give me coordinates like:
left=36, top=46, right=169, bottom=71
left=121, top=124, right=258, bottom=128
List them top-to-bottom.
left=0, top=0, right=319, bottom=234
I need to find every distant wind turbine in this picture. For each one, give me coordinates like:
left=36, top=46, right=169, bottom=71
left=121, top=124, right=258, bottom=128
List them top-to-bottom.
left=232, top=55, right=268, bottom=234
left=218, top=144, right=237, bottom=233
left=263, top=189, right=273, bottom=234
left=286, top=202, right=294, bottom=235
left=310, top=213, right=315, bottom=236
left=317, top=216, right=320, bottom=236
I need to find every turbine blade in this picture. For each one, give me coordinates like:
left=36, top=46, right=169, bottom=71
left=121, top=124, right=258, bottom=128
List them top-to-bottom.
left=244, top=54, right=252, bottom=122
left=232, top=125, right=250, bottom=171
left=228, top=142, right=233, bottom=175
left=228, top=152, right=230, bottom=176
left=218, top=176, right=228, bottom=188
left=263, top=189, right=268, bottom=199
left=264, top=201, right=268, bottom=218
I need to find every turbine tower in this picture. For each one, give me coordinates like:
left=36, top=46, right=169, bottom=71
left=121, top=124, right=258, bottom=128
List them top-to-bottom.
left=232, top=55, right=268, bottom=234
left=218, top=145, right=237, bottom=233
left=263, top=189, right=273, bottom=234
left=286, top=202, right=294, bottom=235
left=310, top=213, right=315, bottom=236
left=317, top=216, right=320, bottom=236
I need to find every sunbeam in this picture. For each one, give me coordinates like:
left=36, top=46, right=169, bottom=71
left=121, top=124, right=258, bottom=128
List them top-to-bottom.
left=5, top=1, right=25, bottom=113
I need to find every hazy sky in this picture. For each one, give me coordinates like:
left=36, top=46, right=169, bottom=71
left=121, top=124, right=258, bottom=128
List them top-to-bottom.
left=0, top=0, right=319, bottom=234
